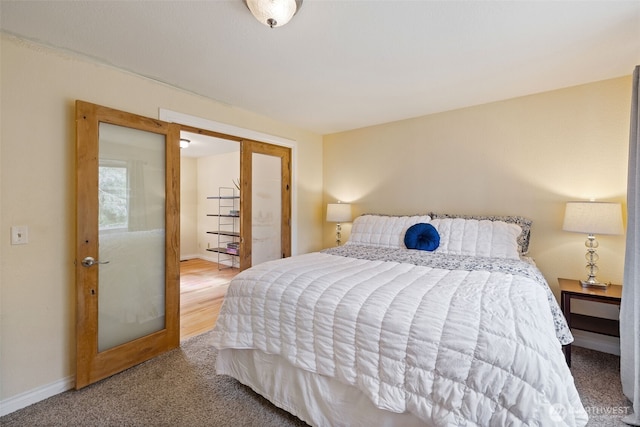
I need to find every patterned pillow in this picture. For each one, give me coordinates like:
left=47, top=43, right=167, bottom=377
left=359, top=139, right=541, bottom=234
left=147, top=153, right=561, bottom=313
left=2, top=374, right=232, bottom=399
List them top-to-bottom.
left=429, top=213, right=532, bottom=255
left=347, top=214, right=432, bottom=249
left=429, top=218, right=522, bottom=259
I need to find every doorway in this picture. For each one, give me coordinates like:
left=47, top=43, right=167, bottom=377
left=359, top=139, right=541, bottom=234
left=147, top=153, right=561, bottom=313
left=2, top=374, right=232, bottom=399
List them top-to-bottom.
left=75, top=101, right=180, bottom=389
left=76, top=102, right=293, bottom=386
left=177, top=129, right=293, bottom=340
left=178, top=131, right=240, bottom=340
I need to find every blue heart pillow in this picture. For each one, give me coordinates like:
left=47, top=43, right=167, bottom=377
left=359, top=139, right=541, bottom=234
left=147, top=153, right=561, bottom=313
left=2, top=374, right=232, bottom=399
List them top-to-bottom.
left=404, top=223, right=440, bottom=251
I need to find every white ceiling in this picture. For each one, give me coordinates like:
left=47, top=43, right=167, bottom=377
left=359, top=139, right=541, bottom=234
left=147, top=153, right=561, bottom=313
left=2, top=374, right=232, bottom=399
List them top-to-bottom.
left=1, top=0, right=639, bottom=135
left=180, top=131, right=239, bottom=158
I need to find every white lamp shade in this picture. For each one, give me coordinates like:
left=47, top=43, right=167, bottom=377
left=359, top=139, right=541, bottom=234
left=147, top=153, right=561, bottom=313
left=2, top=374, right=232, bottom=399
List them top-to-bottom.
left=246, top=0, right=298, bottom=27
left=562, top=202, right=624, bottom=235
left=326, top=203, right=352, bottom=223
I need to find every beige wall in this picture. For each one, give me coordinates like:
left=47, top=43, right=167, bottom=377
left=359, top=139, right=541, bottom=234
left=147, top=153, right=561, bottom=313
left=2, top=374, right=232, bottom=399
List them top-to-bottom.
left=0, top=31, right=631, bottom=409
left=0, top=35, right=323, bottom=403
left=323, top=76, right=631, bottom=297
left=197, top=151, right=241, bottom=261
left=180, top=156, right=198, bottom=258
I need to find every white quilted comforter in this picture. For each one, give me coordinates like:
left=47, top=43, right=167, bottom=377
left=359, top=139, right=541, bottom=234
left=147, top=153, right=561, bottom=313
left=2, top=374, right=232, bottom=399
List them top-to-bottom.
left=211, top=247, right=587, bottom=426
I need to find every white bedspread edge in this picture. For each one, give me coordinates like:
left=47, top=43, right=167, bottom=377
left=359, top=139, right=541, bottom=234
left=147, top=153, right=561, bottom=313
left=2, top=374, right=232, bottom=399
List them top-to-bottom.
left=216, top=348, right=426, bottom=427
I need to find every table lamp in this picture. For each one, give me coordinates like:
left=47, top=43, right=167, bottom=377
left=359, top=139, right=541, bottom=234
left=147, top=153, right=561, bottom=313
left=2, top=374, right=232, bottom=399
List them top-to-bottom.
left=562, top=201, right=623, bottom=288
left=326, top=202, right=352, bottom=246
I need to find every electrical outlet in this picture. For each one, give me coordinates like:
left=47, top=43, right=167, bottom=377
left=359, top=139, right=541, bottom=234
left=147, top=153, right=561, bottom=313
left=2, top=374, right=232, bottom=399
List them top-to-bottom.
left=11, top=226, right=29, bottom=245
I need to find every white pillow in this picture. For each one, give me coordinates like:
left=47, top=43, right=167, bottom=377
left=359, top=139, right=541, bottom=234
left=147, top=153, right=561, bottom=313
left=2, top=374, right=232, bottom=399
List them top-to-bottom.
left=347, top=214, right=431, bottom=249
left=430, top=218, right=522, bottom=259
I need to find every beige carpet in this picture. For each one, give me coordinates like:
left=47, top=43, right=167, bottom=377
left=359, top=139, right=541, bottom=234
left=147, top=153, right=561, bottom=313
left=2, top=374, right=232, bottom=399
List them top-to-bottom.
left=0, top=331, right=631, bottom=426
left=0, top=332, right=307, bottom=427
left=571, top=346, right=632, bottom=426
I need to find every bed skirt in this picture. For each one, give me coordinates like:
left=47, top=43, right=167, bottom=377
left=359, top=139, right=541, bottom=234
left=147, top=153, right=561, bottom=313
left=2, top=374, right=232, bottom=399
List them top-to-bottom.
left=216, top=348, right=425, bottom=427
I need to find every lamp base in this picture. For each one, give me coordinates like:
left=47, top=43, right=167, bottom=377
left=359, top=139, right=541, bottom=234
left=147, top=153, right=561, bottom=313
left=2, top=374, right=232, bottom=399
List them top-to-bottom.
left=335, top=223, right=342, bottom=247
left=580, top=280, right=610, bottom=289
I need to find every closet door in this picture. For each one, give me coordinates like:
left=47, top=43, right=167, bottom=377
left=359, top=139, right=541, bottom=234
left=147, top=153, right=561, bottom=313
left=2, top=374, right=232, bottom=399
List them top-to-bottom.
left=75, top=101, right=180, bottom=389
left=239, top=140, right=291, bottom=270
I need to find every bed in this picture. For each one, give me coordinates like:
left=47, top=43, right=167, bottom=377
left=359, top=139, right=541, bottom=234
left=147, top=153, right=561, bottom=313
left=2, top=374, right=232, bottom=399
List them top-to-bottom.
left=211, top=214, right=588, bottom=426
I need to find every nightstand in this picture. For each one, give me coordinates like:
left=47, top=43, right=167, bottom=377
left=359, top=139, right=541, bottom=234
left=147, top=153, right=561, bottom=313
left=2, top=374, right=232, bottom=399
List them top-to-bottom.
left=558, top=277, right=622, bottom=367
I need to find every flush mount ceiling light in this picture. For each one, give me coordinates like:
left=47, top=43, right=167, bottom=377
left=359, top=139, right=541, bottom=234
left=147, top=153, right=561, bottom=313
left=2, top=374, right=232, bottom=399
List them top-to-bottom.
left=244, top=0, right=303, bottom=28
left=179, top=138, right=190, bottom=149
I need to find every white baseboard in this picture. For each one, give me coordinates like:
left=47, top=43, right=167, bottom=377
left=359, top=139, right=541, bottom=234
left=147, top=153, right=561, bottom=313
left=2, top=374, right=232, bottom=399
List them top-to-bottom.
left=181, top=253, right=237, bottom=268
left=199, top=253, right=236, bottom=267
left=200, top=253, right=218, bottom=263
left=179, top=256, right=237, bottom=273
left=572, top=330, right=621, bottom=356
left=0, top=375, right=74, bottom=416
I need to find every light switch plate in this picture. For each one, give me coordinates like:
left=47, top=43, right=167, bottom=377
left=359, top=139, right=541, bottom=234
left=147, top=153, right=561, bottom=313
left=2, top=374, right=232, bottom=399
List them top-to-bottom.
left=11, top=226, right=28, bottom=245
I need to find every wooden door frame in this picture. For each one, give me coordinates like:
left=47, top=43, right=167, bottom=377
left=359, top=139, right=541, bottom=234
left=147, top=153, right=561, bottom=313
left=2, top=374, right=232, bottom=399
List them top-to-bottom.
left=75, top=100, right=180, bottom=389
left=159, top=109, right=297, bottom=256
left=239, top=140, right=292, bottom=270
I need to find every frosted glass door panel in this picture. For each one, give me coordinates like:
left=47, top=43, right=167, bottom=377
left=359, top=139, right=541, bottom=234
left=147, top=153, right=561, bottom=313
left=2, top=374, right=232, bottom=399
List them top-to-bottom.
left=98, top=122, right=166, bottom=352
left=252, top=153, right=281, bottom=266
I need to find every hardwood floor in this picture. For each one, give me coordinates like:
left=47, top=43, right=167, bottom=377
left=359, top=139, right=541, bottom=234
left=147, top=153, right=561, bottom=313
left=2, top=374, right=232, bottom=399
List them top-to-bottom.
left=180, top=258, right=238, bottom=341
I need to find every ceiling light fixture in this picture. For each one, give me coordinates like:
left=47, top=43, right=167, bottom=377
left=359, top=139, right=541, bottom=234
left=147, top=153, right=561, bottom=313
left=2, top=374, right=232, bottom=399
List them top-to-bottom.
left=244, top=0, right=302, bottom=28
left=180, top=138, right=190, bottom=149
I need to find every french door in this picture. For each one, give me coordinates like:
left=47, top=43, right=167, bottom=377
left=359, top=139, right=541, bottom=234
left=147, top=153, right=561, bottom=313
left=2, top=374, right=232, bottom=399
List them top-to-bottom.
left=75, top=101, right=180, bottom=389
left=239, top=140, right=291, bottom=270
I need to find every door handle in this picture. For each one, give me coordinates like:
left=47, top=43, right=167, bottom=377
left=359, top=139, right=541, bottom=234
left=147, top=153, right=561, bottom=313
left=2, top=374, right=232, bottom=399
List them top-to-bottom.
left=81, top=256, right=110, bottom=267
